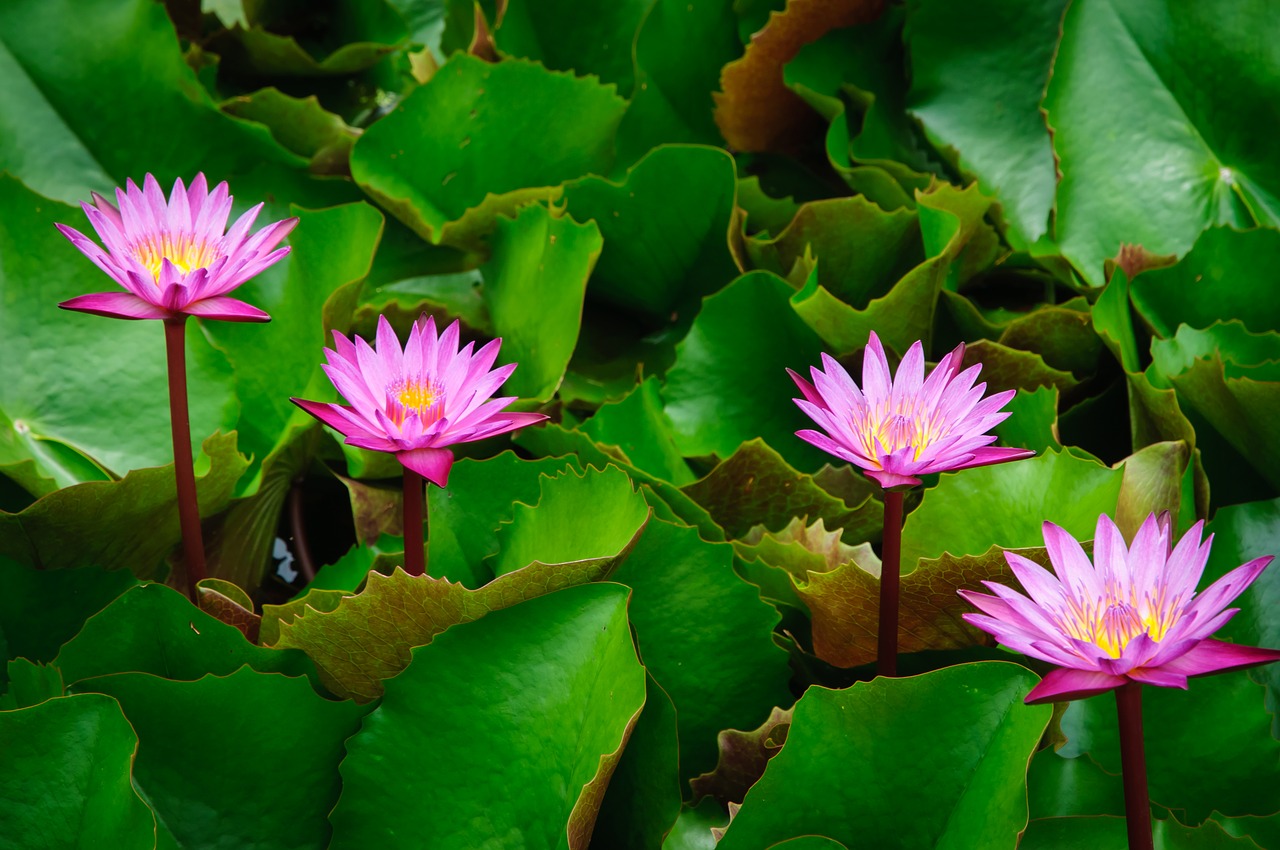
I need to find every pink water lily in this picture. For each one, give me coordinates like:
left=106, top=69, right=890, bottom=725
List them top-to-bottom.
left=57, top=173, right=296, bottom=322
left=293, top=314, right=548, bottom=488
left=788, top=332, right=1033, bottom=490
left=961, top=513, right=1280, bottom=704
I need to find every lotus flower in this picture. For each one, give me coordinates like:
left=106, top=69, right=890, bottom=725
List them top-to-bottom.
left=56, top=173, right=296, bottom=322
left=293, top=314, right=548, bottom=487
left=788, top=333, right=1033, bottom=489
left=961, top=513, right=1280, bottom=704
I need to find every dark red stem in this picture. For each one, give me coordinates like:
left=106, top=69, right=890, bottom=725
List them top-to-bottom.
left=163, top=318, right=206, bottom=602
left=402, top=467, right=425, bottom=577
left=287, top=480, right=316, bottom=584
left=877, top=489, right=904, bottom=677
left=1116, top=683, right=1154, bottom=850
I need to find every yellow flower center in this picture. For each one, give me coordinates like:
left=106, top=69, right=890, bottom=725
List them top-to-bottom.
left=132, top=233, right=221, bottom=282
left=387, top=379, right=442, bottom=426
left=858, top=407, right=941, bottom=463
left=1059, top=589, right=1183, bottom=659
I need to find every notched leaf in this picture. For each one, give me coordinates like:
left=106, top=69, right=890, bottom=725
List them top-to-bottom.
left=691, top=705, right=794, bottom=807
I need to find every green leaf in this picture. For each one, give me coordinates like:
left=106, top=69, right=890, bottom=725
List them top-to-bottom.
left=0, top=0, right=330, bottom=207
left=493, top=0, right=651, bottom=95
left=617, top=0, right=742, bottom=164
left=904, top=0, right=1066, bottom=246
left=1044, top=0, right=1280, bottom=285
left=208, top=1, right=406, bottom=77
left=351, top=53, right=626, bottom=248
left=221, top=88, right=359, bottom=172
left=562, top=144, right=740, bottom=321
left=0, top=178, right=238, bottom=479
left=790, top=182, right=996, bottom=357
left=745, top=196, right=921, bottom=308
left=481, top=204, right=603, bottom=401
left=1130, top=227, right=1280, bottom=338
left=663, top=271, right=828, bottom=470
left=1149, top=322, right=1280, bottom=491
left=962, top=340, right=1081, bottom=395
left=581, top=377, right=695, bottom=485
left=996, top=387, right=1062, bottom=454
left=0, top=432, right=249, bottom=578
left=682, top=439, right=881, bottom=543
left=899, top=449, right=1123, bottom=567
left=428, top=452, right=581, bottom=587
left=491, top=465, right=651, bottom=577
left=273, top=491, right=645, bottom=702
left=1202, top=498, right=1280, bottom=733
left=613, top=518, right=793, bottom=779
left=0, top=558, right=136, bottom=672
left=54, top=583, right=315, bottom=687
left=329, top=583, right=646, bottom=850
left=0, top=659, right=64, bottom=710
left=715, top=662, right=1051, bottom=849
left=78, top=667, right=368, bottom=850
left=1059, top=673, right=1280, bottom=822
left=591, top=674, right=683, bottom=850
left=0, top=694, right=155, bottom=849
left=690, top=705, right=792, bottom=807
left=662, top=800, right=729, bottom=850
left=1020, top=816, right=1264, bottom=849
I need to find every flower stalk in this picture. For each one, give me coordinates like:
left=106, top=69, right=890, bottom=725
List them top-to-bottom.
left=163, top=317, right=206, bottom=600
left=403, top=467, right=425, bottom=577
left=877, top=489, right=904, bottom=677
left=1115, top=683, right=1154, bottom=850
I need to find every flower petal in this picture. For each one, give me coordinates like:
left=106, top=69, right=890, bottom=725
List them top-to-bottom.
left=59, top=291, right=171, bottom=320
left=183, top=296, right=271, bottom=323
left=397, top=447, right=455, bottom=487
left=1155, top=637, right=1280, bottom=678
left=1025, top=668, right=1128, bottom=704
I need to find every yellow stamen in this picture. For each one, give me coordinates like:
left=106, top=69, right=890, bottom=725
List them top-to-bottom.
left=132, top=232, right=220, bottom=282
left=387, top=379, right=442, bottom=426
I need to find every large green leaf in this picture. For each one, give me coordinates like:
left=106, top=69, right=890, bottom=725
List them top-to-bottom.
left=0, top=0, right=337, bottom=207
left=492, top=0, right=652, bottom=95
left=616, top=0, right=742, bottom=164
left=904, top=0, right=1066, bottom=246
left=1044, top=0, right=1280, bottom=285
left=351, top=53, right=626, bottom=248
left=561, top=144, right=740, bottom=322
left=0, top=178, right=238, bottom=480
left=744, top=196, right=922, bottom=308
left=481, top=204, right=603, bottom=401
left=1130, top=227, right=1280, bottom=338
left=663, top=271, right=827, bottom=470
left=1149, top=322, right=1280, bottom=491
left=581, top=378, right=695, bottom=485
left=0, top=432, right=249, bottom=578
left=899, top=449, right=1123, bottom=567
left=427, top=452, right=581, bottom=588
left=490, top=465, right=651, bottom=577
left=273, top=466, right=648, bottom=701
left=1201, top=498, right=1280, bottom=731
left=613, top=518, right=793, bottom=780
left=0, top=559, right=136, bottom=674
left=54, top=583, right=315, bottom=687
left=329, top=583, right=646, bottom=850
left=715, top=663, right=1051, bottom=848
left=78, top=667, right=368, bottom=850
left=1059, top=673, right=1280, bottom=822
left=590, top=674, right=683, bottom=850
left=0, top=694, right=155, bottom=849
left=1020, top=816, right=1264, bottom=849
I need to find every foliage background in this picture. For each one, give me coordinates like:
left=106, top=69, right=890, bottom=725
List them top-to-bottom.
left=2, top=0, right=1280, bottom=847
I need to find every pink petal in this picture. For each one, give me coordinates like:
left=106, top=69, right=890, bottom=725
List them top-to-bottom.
left=59, top=291, right=171, bottom=320
left=183, top=296, right=271, bottom=323
left=860, top=333, right=893, bottom=404
left=890, top=340, right=926, bottom=411
left=788, top=368, right=824, bottom=407
left=292, top=398, right=359, bottom=436
left=949, top=446, right=1034, bottom=471
left=398, top=447, right=455, bottom=487
left=863, top=467, right=921, bottom=489
left=1042, top=521, right=1104, bottom=601
left=1004, top=551, right=1068, bottom=609
left=1183, top=556, right=1273, bottom=627
left=1155, top=638, right=1280, bottom=678
left=1124, top=667, right=1188, bottom=689
left=1025, top=668, right=1128, bottom=704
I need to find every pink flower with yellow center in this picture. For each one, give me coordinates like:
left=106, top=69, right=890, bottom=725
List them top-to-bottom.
left=56, top=173, right=297, bottom=322
left=292, top=314, right=548, bottom=487
left=788, top=332, right=1033, bottom=489
left=961, top=513, right=1280, bottom=704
